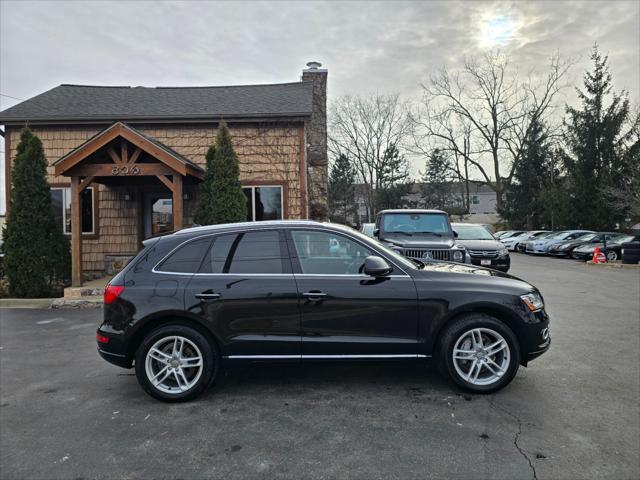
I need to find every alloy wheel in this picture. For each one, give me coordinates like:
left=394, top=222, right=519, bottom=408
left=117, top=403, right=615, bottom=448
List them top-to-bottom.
left=606, top=251, right=617, bottom=262
left=452, top=328, right=510, bottom=386
left=144, top=336, right=204, bottom=394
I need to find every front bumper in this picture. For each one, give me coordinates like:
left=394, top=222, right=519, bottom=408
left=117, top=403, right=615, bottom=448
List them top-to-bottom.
left=547, top=248, right=570, bottom=257
left=572, top=251, right=593, bottom=260
left=469, top=255, right=510, bottom=272
left=526, top=326, right=551, bottom=361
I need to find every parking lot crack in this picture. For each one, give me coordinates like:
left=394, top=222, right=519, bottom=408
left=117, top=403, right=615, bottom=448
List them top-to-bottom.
left=492, top=401, right=538, bottom=480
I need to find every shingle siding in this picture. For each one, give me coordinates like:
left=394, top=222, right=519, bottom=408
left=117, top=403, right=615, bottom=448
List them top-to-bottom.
left=6, top=123, right=305, bottom=275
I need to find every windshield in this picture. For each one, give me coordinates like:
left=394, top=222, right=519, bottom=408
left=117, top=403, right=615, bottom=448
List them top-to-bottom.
left=382, top=213, right=451, bottom=236
left=452, top=225, right=495, bottom=240
left=548, top=231, right=569, bottom=239
left=575, top=233, right=597, bottom=241
left=613, top=235, right=635, bottom=244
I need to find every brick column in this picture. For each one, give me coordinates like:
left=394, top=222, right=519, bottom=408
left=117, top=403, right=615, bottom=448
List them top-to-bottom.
left=302, top=62, right=328, bottom=221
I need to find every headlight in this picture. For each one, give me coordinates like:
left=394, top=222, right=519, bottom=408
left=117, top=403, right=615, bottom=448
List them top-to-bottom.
left=498, top=248, right=508, bottom=257
left=452, top=250, right=464, bottom=262
left=521, top=292, right=544, bottom=312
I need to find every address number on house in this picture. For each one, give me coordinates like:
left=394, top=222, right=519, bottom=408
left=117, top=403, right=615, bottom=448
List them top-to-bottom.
left=111, top=165, right=141, bottom=175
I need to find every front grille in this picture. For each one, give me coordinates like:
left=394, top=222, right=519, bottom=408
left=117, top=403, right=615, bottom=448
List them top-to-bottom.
left=399, top=248, right=451, bottom=261
left=468, top=249, right=498, bottom=258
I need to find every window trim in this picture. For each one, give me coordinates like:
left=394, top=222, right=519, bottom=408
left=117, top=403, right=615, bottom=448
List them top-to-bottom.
left=241, top=181, right=288, bottom=220
left=50, top=185, right=99, bottom=238
left=151, top=227, right=410, bottom=277
left=285, top=227, right=411, bottom=277
left=152, top=228, right=292, bottom=276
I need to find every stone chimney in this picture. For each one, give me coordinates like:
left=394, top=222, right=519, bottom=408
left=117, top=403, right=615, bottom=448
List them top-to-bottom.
left=302, top=61, right=328, bottom=220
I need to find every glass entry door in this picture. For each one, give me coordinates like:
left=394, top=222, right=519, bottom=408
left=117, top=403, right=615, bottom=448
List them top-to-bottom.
left=144, top=193, right=173, bottom=238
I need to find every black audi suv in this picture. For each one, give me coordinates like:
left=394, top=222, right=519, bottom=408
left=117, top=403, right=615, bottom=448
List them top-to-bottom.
left=97, top=221, right=550, bottom=402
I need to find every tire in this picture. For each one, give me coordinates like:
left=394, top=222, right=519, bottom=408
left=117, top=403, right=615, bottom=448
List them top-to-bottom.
left=605, top=250, right=618, bottom=262
left=438, top=313, right=520, bottom=394
left=135, top=324, right=218, bottom=402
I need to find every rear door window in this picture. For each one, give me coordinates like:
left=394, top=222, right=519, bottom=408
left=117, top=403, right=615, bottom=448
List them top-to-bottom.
left=198, top=230, right=288, bottom=274
left=228, top=231, right=286, bottom=274
left=155, top=237, right=212, bottom=273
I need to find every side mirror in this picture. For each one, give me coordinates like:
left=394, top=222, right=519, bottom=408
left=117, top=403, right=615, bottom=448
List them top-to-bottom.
left=373, top=228, right=380, bottom=237
left=453, top=230, right=459, bottom=238
left=363, top=256, right=392, bottom=277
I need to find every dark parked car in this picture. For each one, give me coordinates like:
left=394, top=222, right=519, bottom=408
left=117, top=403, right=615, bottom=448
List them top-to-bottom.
left=374, top=209, right=468, bottom=263
left=97, top=221, right=551, bottom=402
left=451, top=223, right=510, bottom=272
left=548, top=232, right=626, bottom=257
left=571, top=234, right=637, bottom=261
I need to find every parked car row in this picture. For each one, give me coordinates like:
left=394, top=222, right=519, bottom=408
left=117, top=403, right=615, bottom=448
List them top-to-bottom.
left=498, top=229, right=638, bottom=262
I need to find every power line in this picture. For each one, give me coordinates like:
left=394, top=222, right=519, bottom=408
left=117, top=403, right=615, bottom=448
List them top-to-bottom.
left=0, top=93, right=24, bottom=101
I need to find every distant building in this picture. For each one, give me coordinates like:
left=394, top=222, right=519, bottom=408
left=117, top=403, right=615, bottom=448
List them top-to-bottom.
left=346, top=181, right=499, bottom=225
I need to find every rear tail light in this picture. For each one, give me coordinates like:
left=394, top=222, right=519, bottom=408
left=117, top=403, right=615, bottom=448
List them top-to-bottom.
left=104, top=285, right=125, bottom=305
left=96, top=333, right=110, bottom=344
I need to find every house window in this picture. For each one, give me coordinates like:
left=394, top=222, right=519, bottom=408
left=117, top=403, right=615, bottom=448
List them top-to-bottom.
left=242, top=186, right=283, bottom=221
left=51, top=187, right=95, bottom=235
left=471, top=195, right=480, bottom=205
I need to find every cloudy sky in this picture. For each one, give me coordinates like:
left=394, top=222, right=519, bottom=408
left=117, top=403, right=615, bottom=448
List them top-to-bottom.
left=1, top=0, right=638, bottom=213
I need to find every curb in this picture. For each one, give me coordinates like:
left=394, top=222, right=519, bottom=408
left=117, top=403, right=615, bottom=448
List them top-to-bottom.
left=0, top=298, right=57, bottom=309
left=51, top=298, right=103, bottom=309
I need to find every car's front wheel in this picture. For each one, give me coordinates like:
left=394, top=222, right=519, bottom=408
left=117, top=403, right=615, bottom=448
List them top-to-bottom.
left=605, top=250, right=618, bottom=262
left=439, top=314, right=520, bottom=393
left=135, top=324, right=218, bottom=402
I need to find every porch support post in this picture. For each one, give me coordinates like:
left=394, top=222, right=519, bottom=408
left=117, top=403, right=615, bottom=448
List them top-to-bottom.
left=173, top=175, right=183, bottom=231
left=70, top=176, right=83, bottom=287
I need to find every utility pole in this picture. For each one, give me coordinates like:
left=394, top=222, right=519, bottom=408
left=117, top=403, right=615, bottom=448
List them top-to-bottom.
left=463, top=136, right=470, bottom=213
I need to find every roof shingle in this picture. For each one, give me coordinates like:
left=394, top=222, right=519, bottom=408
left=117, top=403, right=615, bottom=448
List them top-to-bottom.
left=0, top=82, right=313, bottom=123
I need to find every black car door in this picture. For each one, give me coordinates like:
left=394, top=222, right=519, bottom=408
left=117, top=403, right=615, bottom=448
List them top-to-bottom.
left=286, top=228, right=420, bottom=358
left=184, top=229, right=300, bottom=359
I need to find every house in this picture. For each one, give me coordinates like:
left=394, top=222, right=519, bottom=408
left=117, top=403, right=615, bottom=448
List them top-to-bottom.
left=0, top=62, right=328, bottom=286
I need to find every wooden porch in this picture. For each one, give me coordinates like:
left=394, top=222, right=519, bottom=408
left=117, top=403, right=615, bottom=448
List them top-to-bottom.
left=53, top=122, right=204, bottom=286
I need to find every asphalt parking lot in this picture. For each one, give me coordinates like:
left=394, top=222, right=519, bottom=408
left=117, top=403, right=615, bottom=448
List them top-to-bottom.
left=1, top=254, right=638, bottom=480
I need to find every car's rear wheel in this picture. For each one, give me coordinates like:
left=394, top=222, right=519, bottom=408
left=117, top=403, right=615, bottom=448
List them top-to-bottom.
left=605, top=250, right=618, bottom=262
left=439, top=314, right=520, bottom=393
left=135, top=324, right=217, bottom=402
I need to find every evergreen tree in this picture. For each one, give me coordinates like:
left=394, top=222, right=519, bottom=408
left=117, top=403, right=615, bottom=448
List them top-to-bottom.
left=560, top=45, right=637, bottom=230
left=499, top=119, right=557, bottom=229
left=197, top=122, right=247, bottom=224
left=2, top=129, right=70, bottom=297
left=376, top=145, right=412, bottom=211
left=193, top=146, right=216, bottom=225
left=420, top=149, right=455, bottom=211
left=328, top=153, right=357, bottom=225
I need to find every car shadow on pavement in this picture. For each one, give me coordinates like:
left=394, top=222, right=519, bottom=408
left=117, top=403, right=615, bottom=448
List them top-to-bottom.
left=201, top=361, right=454, bottom=399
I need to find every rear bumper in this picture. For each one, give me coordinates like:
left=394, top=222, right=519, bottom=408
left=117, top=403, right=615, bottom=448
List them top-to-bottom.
left=96, top=328, right=132, bottom=368
left=98, top=347, right=132, bottom=368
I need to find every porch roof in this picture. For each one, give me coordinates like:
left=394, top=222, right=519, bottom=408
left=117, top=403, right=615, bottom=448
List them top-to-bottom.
left=53, top=122, right=204, bottom=179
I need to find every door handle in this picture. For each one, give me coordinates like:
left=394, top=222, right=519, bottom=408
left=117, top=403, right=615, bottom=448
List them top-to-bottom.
left=302, top=291, right=327, bottom=300
left=195, top=292, right=221, bottom=300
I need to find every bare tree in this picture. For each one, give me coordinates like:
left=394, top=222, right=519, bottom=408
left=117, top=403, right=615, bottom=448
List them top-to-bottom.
left=410, top=51, right=572, bottom=210
left=329, top=93, right=412, bottom=221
